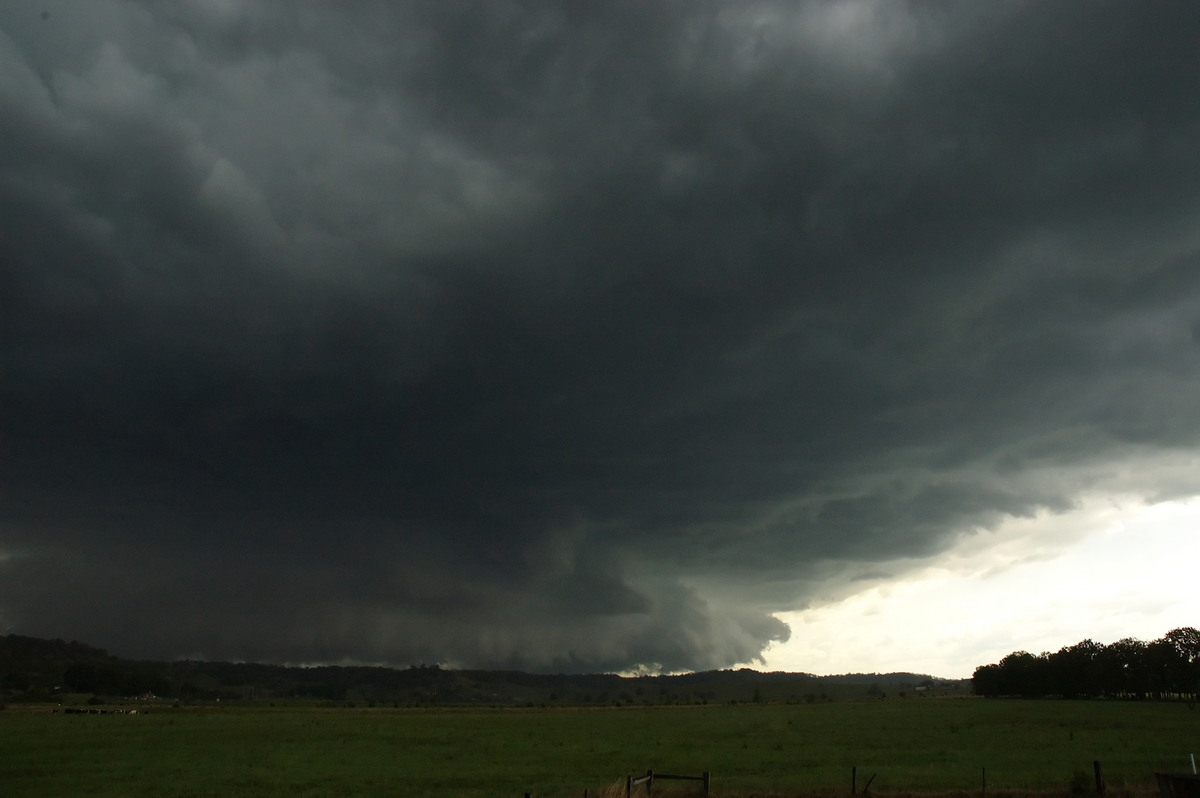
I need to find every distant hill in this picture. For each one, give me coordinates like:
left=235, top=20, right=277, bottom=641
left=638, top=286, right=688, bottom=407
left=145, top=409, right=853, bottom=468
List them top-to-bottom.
left=0, top=634, right=969, bottom=706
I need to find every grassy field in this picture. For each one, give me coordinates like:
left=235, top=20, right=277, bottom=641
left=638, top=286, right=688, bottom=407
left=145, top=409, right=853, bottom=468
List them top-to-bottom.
left=1, top=698, right=1197, bottom=797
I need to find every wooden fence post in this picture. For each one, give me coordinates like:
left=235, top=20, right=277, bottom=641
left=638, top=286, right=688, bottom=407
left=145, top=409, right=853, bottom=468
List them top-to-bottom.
left=1094, top=761, right=1105, bottom=795
left=852, top=766, right=857, bottom=795
left=624, top=768, right=706, bottom=796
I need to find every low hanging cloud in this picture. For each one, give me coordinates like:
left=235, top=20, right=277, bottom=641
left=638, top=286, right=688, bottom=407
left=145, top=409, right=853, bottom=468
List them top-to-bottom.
left=3, top=1, right=1200, bottom=672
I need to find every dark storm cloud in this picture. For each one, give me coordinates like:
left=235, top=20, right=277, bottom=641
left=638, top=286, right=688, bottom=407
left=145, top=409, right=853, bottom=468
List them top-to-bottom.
left=3, top=1, right=1200, bottom=671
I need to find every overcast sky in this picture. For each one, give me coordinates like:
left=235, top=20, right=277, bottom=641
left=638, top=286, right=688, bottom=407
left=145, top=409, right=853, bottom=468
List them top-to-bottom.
left=3, top=1, right=1199, bottom=676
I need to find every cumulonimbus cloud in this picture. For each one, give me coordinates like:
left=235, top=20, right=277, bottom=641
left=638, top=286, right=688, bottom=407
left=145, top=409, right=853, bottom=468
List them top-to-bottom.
left=2, top=1, right=1200, bottom=671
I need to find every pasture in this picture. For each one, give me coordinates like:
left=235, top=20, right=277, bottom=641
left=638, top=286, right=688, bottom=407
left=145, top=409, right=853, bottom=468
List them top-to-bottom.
left=1, top=698, right=1197, bottom=797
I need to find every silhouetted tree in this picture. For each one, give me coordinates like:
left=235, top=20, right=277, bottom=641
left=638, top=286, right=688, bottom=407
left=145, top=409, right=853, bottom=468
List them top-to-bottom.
left=1162, top=627, right=1200, bottom=699
left=1097, top=637, right=1147, bottom=697
left=1047, top=639, right=1103, bottom=698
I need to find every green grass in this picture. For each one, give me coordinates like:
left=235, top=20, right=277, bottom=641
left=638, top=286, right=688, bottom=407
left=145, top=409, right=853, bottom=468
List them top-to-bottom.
left=1, top=699, right=1197, bottom=797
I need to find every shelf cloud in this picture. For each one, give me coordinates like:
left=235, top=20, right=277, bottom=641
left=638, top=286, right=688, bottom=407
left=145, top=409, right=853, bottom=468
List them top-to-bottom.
left=3, top=1, right=1200, bottom=672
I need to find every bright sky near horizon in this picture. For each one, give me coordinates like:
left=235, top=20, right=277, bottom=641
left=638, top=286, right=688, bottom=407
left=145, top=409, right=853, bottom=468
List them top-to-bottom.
left=3, top=1, right=1200, bottom=676
left=759, top=496, right=1200, bottom=679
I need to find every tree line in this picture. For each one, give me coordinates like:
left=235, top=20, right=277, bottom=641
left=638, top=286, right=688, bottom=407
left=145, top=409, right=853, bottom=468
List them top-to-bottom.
left=972, top=627, right=1200, bottom=699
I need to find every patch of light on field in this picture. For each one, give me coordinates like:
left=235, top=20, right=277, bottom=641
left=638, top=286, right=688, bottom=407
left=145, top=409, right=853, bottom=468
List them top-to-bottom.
left=758, top=495, right=1200, bottom=679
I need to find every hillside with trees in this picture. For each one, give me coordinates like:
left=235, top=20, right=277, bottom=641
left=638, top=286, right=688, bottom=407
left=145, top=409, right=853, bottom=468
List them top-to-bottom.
left=972, top=627, right=1199, bottom=699
left=0, top=634, right=965, bottom=706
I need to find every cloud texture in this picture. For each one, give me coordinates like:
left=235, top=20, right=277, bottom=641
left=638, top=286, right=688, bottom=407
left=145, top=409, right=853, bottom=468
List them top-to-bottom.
left=3, top=1, right=1200, bottom=671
